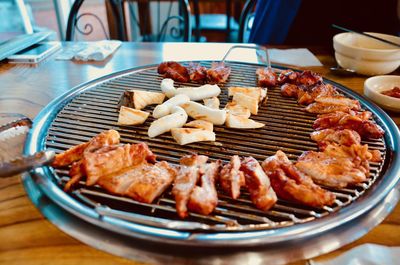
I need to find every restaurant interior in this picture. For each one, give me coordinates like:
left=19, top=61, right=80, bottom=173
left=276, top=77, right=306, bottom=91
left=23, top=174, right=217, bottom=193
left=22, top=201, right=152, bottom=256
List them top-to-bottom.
left=0, top=0, right=400, bottom=265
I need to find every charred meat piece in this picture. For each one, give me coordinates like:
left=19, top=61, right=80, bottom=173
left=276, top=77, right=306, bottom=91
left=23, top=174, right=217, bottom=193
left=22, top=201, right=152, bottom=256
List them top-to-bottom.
left=158, top=61, right=190, bottom=83
left=187, top=62, right=207, bottom=83
left=207, top=62, right=231, bottom=84
left=256, top=68, right=277, bottom=87
left=277, top=69, right=298, bottom=85
left=296, top=70, right=323, bottom=86
left=280, top=83, right=300, bottom=98
left=297, top=83, right=338, bottom=105
left=314, top=95, right=361, bottom=110
left=305, top=103, right=352, bottom=114
left=313, top=111, right=384, bottom=139
left=52, top=129, right=120, bottom=167
left=310, top=129, right=362, bottom=150
left=83, top=143, right=156, bottom=186
left=262, top=151, right=335, bottom=207
left=172, top=154, right=208, bottom=218
left=220, top=155, right=245, bottom=199
left=240, top=157, right=277, bottom=211
left=97, top=161, right=177, bottom=204
left=188, top=161, right=220, bottom=215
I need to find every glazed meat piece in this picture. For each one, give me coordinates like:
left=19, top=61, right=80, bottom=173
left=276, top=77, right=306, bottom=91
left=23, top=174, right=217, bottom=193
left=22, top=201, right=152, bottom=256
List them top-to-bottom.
left=157, top=61, right=190, bottom=83
left=187, top=62, right=207, bottom=83
left=207, top=62, right=231, bottom=84
left=256, top=67, right=277, bottom=87
left=277, top=69, right=298, bottom=85
left=296, top=70, right=323, bottom=86
left=281, top=83, right=300, bottom=98
left=297, top=83, right=338, bottom=105
left=314, top=95, right=361, bottom=110
left=305, top=103, right=352, bottom=114
left=313, top=111, right=384, bottom=139
left=52, top=129, right=120, bottom=167
left=310, top=129, right=361, bottom=150
left=83, top=143, right=156, bottom=186
left=262, top=151, right=335, bottom=207
left=296, top=151, right=367, bottom=188
left=172, top=154, right=208, bottom=218
left=220, top=155, right=245, bottom=199
left=240, top=157, right=277, bottom=211
left=97, top=161, right=177, bottom=204
left=188, top=161, right=220, bottom=215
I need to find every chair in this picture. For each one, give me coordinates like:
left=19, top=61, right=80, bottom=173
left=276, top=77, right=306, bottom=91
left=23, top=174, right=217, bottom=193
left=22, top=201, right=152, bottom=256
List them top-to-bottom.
left=66, top=0, right=192, bottom=42
left=237, top=0, right=256, bottom=43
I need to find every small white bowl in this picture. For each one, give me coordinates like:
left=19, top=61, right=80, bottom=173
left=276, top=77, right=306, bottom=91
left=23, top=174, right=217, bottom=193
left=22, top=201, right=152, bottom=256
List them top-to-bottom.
left=333, top=32, right=400, bottom=76
left=364, top=75, right=400, bottom=112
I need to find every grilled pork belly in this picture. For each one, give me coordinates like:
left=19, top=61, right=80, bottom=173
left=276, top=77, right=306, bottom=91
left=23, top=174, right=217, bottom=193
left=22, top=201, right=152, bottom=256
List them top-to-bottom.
left=158, top=61, right=190, bottom=83
left=187, top=62, right=207, bottom=83
left=207, top=62, right=231, bottom=84
left=256, top=68, right=277, bottom=87
left=277, top=69, right=298, bottom=85
left=296, top=70, right=323, bottom=86
left=297, top=83, right=337, bottom=105
left=313, top=111, right=384, bottom=139
left=52, top=129, right=120, bottom=167
left=310, top=129, right=361, bottom=150
left=83, top=143, right=156, bottom=186
left=262, top=151, right=335, bottom=207
left=173, top=154, right=208, bottom=218
left=220, top=155, right=245, bottom=199
left=240, top=157, right=277, bottom=211
left=187, top=160, right=221, bottom=215
left=97, top=161, right=177, bottom=204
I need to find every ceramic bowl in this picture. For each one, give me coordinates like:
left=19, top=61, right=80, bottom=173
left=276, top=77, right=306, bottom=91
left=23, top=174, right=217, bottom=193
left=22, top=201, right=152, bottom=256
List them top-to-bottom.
left=364, top=75, right=400, bottom=112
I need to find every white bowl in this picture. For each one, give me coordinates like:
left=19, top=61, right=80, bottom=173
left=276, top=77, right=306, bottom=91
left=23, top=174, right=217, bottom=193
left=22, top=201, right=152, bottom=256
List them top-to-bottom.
left=333, top=32, right=400, bottom=75
left=364, top=75, right=400, bottom=112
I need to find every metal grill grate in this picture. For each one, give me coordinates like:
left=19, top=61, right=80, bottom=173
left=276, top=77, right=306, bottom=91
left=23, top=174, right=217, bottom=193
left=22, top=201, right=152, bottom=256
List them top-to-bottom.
left=45, top=62, right=386, bottom=232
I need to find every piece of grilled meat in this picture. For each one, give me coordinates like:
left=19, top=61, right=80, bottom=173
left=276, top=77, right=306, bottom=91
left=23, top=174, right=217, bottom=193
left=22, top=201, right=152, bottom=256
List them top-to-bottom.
left=158, top=61, right=190, bottom=83
left=187, top=62, right=207, bottom=83
left=206, top=62, right=231, bottom=84
left=256, top=68, right=277, bottom=87
left=310, top=129, right=362, bottom=150
left=262, top=151, right=335, bottom=207
left=219, top=155, right=245, bottom=199
left=240, top=157, right=277, bottom=211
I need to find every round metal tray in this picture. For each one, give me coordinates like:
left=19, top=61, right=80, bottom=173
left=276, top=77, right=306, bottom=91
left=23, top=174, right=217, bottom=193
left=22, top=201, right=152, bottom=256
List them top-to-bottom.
left=24, top=62, right=400, bottom=263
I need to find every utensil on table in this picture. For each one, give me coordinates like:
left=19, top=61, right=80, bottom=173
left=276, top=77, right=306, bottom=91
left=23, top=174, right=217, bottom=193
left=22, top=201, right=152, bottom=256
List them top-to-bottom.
left=332, top=24, right=400, bottom=48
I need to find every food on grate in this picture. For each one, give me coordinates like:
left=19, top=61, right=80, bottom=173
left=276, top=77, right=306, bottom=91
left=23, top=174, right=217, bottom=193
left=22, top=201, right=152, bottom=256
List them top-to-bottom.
left=157, top=61, right=190, bottom=83
left=187, top=62, right=207, bottom=83
left=206, top=62, right=231, bottom=84
left=256, top=67, right=277, bottom=87
left=277, top=69, right=299, bottom=85
left=296, top=70, right=323, bottom=86
left=160, top=78, right=221, bottom=101
left=280, top=83, right=300, bottom=98
left=297, top=83, right=338, bottom=105
left=228, top=87, right=267, bottom=104
left=121, top=90, right=165, bottom=110
left=232, top=92, right=259, bottom=115
left=153, top=94, right=190, bottom=119
left=314, top=95, right=361, bottom=110
left=203, top=97, right=220, bottom=109
left=181, top=101, right=227, bottom=125
left=225, top=102, right=251, bottom=118
left=305, top=103, right=352, bottom=114
left=117, top=106, right=149, bottom=125
left=148, top=106, right=188, bottom=138
left=313, top=111, right=384, bottom=139
left=225, top=113, right=265, bottom=129
left=184, top=119, right=213, bottom=131
left=171, top=128, right=216, bottom=145
left=52, top=129, right=120, bottom=168
left=310, top=129, right=361, bottom=150
left=296, top=143, right=380, bottom=188
left=262, top=151, right=335, bottom=207
left=172, top=154, right=209, bottom=218
left=220, top=155, right=245, bottom=199
left=240, top=157, right=277, bottom=211
left=187, top=160, right=221, bottom=215
left=97, top=161, right=177, bottom=204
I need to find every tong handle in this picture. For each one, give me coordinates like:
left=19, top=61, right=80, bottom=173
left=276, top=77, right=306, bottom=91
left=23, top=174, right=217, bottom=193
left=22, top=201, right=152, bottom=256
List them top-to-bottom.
left=221, top=44, right=271, bottom=68
left=0, top=150, right=55, bottom=178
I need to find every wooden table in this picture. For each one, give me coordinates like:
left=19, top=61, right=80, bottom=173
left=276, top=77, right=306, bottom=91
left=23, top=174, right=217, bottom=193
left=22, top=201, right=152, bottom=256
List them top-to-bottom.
left=0, top=42, right=399, bottom=265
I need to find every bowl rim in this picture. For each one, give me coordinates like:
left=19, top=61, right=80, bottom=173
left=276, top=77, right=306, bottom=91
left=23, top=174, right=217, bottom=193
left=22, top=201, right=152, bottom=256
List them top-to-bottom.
left=334, top=32, right=400, bottom=53
left=364, top=75, right=400, bottom=109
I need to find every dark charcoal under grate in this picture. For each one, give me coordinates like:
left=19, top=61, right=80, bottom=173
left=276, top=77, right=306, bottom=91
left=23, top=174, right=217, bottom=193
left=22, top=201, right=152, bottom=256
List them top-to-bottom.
left=45, top=62, right=386, bottom=232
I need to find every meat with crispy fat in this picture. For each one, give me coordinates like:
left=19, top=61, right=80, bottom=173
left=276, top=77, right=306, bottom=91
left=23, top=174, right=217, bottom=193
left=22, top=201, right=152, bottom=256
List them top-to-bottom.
left=157, top=61, right=190, bottom=83
left=206, top=62, right=231, bottom=84
left=256, top=68, right=277, bottom=87
left=310, top=129, right=361, bottom=150
left=219, top=155, right=245, bottom=199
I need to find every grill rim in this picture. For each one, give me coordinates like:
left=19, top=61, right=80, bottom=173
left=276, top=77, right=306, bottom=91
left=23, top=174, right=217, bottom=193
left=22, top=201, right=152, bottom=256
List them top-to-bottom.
left=24, top=62, right=400, bottom=247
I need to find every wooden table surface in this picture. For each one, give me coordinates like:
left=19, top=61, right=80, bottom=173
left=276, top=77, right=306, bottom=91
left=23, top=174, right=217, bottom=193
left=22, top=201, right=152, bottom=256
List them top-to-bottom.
left=0, top=42, right=399, bottom=265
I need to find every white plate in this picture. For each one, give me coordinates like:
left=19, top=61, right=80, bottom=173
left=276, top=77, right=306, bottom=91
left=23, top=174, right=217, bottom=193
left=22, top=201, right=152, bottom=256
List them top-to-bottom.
left=364, top=75, right=400, bottom=112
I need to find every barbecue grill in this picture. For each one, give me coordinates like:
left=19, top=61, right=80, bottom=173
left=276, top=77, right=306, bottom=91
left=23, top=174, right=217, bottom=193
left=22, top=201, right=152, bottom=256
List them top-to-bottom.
left=24, top=61, right=400, bottom=264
